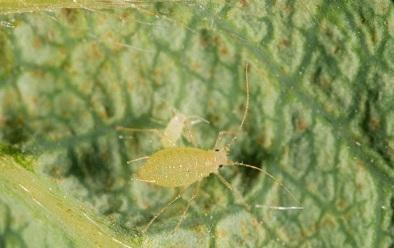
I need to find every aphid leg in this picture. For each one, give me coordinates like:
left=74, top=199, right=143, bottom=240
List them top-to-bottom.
left=187, top=115, right=210, bottom=125
left=127, top=156, right=149, bottom=165
left=215, top=174, right=251, bottom=211
left=215, top=174, right=268, bottom=230
left=174, top=181, right=201, bottom=231
left=142, top=187, right=187, bottom=234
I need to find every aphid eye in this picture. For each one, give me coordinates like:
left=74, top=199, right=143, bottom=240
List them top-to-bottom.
left=215, top=149, right=220, bottom=152
left=219, top=164, right=223, bottom=168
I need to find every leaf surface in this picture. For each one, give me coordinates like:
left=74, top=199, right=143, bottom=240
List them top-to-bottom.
left=0, top=1, right=393, bottom=247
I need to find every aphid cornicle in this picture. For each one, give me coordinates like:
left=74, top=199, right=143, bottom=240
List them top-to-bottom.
left=126, top=63, right=300, bottom=233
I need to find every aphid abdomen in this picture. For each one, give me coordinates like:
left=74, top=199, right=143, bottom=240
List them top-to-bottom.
left=136, top=147, right=218, bottom=187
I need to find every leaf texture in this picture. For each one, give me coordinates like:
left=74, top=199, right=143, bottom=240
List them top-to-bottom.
left=0, top=1, right=393, bottom=247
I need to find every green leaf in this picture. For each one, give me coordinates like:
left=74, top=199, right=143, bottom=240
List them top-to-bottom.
left=0, top=1, right=393, bottom=247
left=0, top=153, right=139, bottom=247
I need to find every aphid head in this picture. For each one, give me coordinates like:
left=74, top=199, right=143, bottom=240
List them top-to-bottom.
left=214, top=148, right=232, bottom=169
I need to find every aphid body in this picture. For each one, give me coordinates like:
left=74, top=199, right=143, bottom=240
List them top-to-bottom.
left=126, top=64, right=300, bottom=233
left=117, top=112, right=207, bottom=148
left=160, top=113, right=188, bottom=148
left=136, top=147, right=229, bottom=187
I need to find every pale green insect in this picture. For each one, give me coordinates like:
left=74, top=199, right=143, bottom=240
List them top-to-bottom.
left=126, top=64, right=300, bottom=233
left=117, top=112, right=208, bottom=148
left=136, top=147, right=229, bottom=187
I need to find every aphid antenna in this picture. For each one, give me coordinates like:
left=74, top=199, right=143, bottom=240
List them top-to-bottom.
left=216, top=62, right=250, bottom=151
left=238, top=62, right=250, bottom=132
left=219, top=64, right=302, bottom=209
left=230, top=162, right=301, bottom=206
left=255, top=205, right=304, bottom=211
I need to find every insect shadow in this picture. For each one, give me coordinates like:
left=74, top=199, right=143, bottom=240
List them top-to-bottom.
left=118, top=63, right=302, bottom=234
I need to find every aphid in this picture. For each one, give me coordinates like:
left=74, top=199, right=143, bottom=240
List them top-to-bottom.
left=128, top=64, right=300, bottom=233
left=117, top=111, right=209, bottom=149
